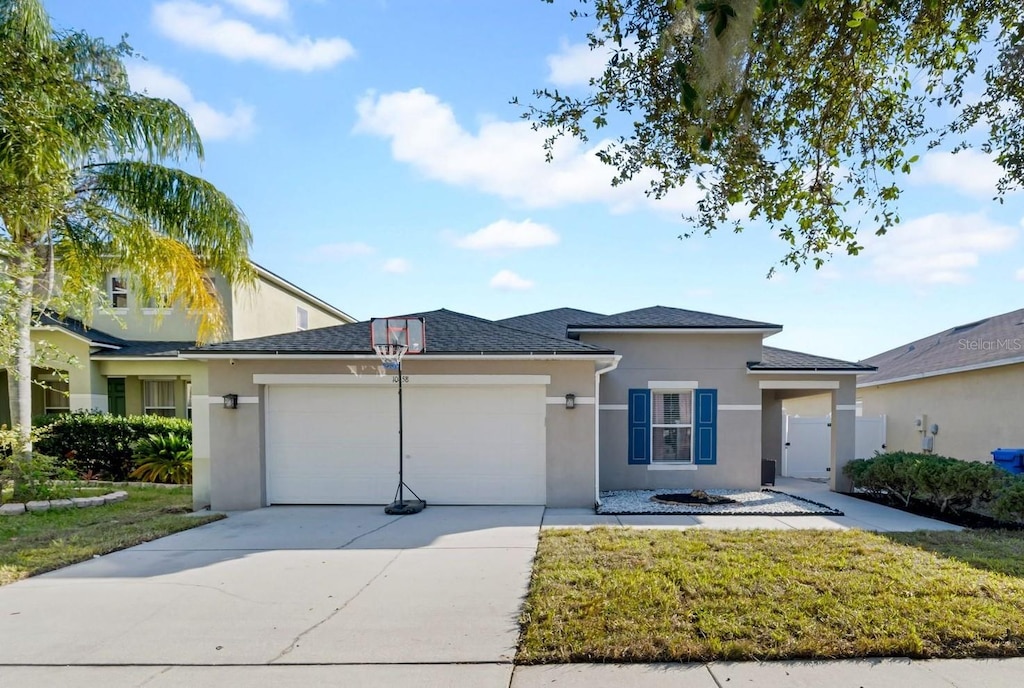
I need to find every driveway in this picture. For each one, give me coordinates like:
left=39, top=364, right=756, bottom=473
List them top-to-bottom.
left=0, top=505, right=542, bottom=686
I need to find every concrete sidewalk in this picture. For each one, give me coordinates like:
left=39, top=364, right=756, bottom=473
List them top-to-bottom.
left=543, top=478, right=962, bottom=532
left=4, top=657, right=1023, bottom=687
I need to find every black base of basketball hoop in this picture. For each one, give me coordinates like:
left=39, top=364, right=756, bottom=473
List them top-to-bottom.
left=385, top=498, right=426, bottom=515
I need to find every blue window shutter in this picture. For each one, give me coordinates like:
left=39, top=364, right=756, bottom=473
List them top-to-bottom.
left=627, top=388, right=651, bottom=465
left=693, top=388, right=718, bottom=465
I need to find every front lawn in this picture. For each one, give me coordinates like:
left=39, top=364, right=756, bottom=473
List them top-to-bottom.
left=0, top=486, right=222, bottom=585
left=518, top=528, right=1024, bottom=663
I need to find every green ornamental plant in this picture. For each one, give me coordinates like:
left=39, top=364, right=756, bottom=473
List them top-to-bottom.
left=131, top=433, right=192, bottom=485
left=992, top=478, right=1024, bottom=524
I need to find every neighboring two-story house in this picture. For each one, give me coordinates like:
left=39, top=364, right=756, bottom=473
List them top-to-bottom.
left=0, top=263, right=354, bottom=425
left=179, top=305, right=873, bottom=511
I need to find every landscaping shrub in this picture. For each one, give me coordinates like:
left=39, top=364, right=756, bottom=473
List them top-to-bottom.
left=34, top=412, right=191, bottom=480
left=131, top=433, right=192, bottom=484
left=845, top=451, right=1010, bottom=514
left=1, top=453, right=77, bottom=503
left=993, top=478, right=1024, bottom=524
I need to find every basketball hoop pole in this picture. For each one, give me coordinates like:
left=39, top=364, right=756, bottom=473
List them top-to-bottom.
left=397, top=358, right=405, bottom=505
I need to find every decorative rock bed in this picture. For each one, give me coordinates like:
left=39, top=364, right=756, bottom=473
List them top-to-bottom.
left=597, top=488, right=843, bottom=516
left=0, top=490, right=128, bottom=516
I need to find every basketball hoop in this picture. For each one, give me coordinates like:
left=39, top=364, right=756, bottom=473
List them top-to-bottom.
left=369, top=317, right=427, bottom=515
left=373, top=343, right=408, bottom=371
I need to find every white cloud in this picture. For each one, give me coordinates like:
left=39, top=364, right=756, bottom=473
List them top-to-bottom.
left=223, top=0, right=289, bottom=20
left=153, top=1, right=355, bottom=72
left=547, top=41, right=606, bottom=87
left=126, top=62, right=254, bottom=141
left=354, top=88, right=700, bottom=213
left=914, top=150, right=1014, bottom=199
left=867, top=212, right=1017, bottom=285
left=454, top=219, right=559, bottom=251
left=309, top=242, right=375, bottom=260
left=382, top=257, right=410, bottom=274
left=489, top=269, right=534, bottom=291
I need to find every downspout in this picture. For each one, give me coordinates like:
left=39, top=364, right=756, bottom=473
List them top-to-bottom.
left=594, top=356, right=622, bottom=507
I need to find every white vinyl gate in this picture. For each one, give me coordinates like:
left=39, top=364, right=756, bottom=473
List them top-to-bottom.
left=782, top=415, right=887, bottom=479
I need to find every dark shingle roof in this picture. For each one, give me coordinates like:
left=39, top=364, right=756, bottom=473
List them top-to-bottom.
left=568, top=306, right=782, bottom=330
left=496, top=308, right=605, bottom=339
left=859, top=308, right=1024, bottom=386
left=185, top=309, right=614, bottom=356
left=37, top=313, right=127, bottom=347
left=92, top=341, right=194, bottom=358
left=748, top=346, right=876, bottom=372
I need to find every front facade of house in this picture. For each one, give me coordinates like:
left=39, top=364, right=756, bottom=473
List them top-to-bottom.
left=0, top=263, right=353, bottom=426
left=186, top=306, right=871, bottom=511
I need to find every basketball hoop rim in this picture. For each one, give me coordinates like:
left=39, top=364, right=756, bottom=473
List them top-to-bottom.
left=374, top=342, right=408, bottom=370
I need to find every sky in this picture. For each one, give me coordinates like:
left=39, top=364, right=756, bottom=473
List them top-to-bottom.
left=44, top=0, right=1024, bottom=362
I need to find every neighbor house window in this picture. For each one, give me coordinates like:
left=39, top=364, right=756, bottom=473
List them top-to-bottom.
left=111, top=276, right=128, bottom=309
left=296, top=306, right=309, bottom=331
left=43, top=380, right=71, bottom=414
left=143, top=380, right=176, bottom=417
left=186, top=382, right=192, bottom=421
left=651, top=391, right=693, bottom=462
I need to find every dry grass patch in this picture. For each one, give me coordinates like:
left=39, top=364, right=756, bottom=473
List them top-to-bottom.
left=0, top=486, right=222, bottom=585
left=518, top=528, right=1024, bottom=663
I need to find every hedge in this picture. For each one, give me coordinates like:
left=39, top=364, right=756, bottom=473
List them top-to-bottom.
left=33, top=412, right=192, bottom=480
left=843, top=451, right=1008, bottom=515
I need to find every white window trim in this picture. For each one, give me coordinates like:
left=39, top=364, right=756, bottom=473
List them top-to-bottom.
left=110, top=276, right=128, bottom=309
left=141, top=307, right=174, bottom=315
left=43, top=380, right=71, bottom=415
left=143, top=380, right=176, bottom=416
left=651, top=389, right=694, bottom=464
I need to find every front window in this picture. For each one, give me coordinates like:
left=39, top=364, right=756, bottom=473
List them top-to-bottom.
left=111, top=276, right=128, bottom=309
left=296, top=306, right=309, bottom=331
left=43, top=379, right=71, bottom=414
left=143, top=380, right=176, bottom=417
left=652, top=391, right=693, bottom=462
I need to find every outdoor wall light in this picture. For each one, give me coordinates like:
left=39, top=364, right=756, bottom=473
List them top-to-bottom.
left=222, top=393, right=239, bottom=410
left=565, top=393, right=576, bottom=410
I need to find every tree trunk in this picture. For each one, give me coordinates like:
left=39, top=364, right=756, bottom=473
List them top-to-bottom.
left=10, top=241, right=35, bottom=466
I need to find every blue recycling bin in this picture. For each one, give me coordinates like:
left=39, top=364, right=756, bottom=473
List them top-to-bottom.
left=992, top=448, right=1024, bottom=475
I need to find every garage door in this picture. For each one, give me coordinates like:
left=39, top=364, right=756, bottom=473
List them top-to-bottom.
left=265, top=383, right=547, bottom=505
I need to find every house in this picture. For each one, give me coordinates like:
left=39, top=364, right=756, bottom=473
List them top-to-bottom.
left=0, top=263, right=354, bottom=425
left=182, top=306, right=873, bottom=511
left=853, top=307, right=1024, bottom=461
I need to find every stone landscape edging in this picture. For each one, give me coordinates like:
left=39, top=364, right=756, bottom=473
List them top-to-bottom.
left=0, top=490, right=128, bottom=516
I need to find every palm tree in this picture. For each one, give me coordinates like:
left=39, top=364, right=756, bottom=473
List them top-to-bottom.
left=0, top=0, right=254, bottom=463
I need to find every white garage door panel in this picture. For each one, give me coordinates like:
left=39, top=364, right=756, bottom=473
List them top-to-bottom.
left=265, top=383, right=546, bottom=505
left=266, top=386, right=398, bottom=504
left=402, top=387, right=545, bottom=504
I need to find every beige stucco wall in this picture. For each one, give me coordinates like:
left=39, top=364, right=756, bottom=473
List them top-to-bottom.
left=230, top=276, right=347, bottom=341
left=583, top=332, right=766, bottom=491
left=200, top=357, right=599, bottom=511
left=859, top=364, right=1024, bottom=462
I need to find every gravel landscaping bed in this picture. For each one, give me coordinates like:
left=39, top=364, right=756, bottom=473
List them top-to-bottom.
left=596, top=488, right=843, bottom=515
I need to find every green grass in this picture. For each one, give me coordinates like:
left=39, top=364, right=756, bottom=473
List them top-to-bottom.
left=0, top=486, right=222, bottom=585
left=518, top=528, right=1024, bottom=663
left=888, top=530, right=1024, bottom=578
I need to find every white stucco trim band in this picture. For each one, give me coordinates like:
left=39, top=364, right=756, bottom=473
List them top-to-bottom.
left=857, top=355, right=1024, bottom=388
left=252, top=374, right=552, bottom=386
left=647, top=380, right=699, bottom=389
left=759, top=380, right=840, bottom=390
left=206, top=396, right=259, bottom=404
left=545, top=396, right=595, bottom=405
left=599, top=404, right=628, bottom=411
left=719, top=404, right=761, bottom=411
left=835, top=404, right=858, bottom=411
left=648, top=463, right=699, bottom=471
